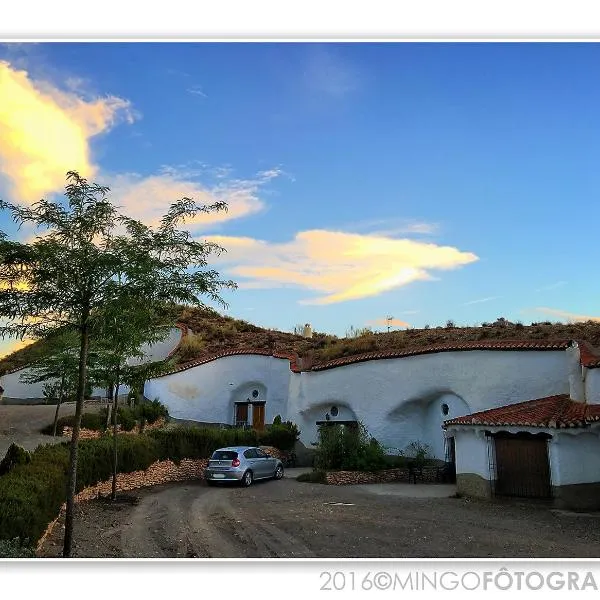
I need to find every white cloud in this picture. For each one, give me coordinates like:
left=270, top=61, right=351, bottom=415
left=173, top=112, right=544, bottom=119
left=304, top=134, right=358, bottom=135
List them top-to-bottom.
left=207, top=230, right=478, bottom=305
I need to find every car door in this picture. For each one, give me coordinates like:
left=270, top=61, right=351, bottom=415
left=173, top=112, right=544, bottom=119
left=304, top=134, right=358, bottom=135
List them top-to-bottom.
left=243, top=448, right=259, bottom=475
left=255, top=448, right=276, bottom=478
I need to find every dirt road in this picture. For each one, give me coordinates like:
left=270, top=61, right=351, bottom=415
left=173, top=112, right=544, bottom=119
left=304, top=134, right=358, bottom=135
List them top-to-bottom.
left=38, top=475, right=600, bottom=558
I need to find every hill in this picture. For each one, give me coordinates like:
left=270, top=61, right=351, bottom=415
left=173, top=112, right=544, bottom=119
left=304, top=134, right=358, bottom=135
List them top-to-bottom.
left=2, top=308, right=600, bottom=376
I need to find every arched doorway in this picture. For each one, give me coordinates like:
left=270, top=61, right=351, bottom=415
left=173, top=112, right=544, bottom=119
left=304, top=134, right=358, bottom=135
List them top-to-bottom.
left=231, top=382, right=267, bottom=430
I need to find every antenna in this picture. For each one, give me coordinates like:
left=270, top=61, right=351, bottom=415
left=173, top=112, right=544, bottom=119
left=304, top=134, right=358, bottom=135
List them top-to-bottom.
left=386, top=315, right=394, bottom=333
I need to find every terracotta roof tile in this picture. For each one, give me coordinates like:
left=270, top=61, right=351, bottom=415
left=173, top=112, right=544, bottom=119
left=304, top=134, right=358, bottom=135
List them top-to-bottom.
left=310, top=339, right=574, bottom=372
left=444, top=394, right=600, bottom=429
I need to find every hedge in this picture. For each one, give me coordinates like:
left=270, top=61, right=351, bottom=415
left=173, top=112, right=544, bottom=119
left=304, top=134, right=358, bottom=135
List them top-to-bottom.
left=0, top=423, right=292, bottom=547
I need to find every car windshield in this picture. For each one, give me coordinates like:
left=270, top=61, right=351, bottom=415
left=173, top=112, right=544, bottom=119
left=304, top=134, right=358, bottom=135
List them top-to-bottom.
left=211, top=451, right=238, bottom=460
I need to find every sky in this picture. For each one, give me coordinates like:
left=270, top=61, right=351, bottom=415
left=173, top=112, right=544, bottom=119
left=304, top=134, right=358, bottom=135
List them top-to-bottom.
left=0, top=41, right=599, bottom=355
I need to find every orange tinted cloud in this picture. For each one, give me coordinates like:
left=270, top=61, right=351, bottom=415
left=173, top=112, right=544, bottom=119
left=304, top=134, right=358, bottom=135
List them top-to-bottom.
left=0, top=60, right=135, bottom=203
left=208, top=230, right=478, bottom=305
left=535, top=307, right=600, bottom=323
left=367, top=318, right=411, bottom=328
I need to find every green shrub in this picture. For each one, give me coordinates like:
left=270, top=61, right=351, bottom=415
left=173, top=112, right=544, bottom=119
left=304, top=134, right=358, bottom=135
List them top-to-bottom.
left=136, top=399, right=169, bottom=425
left=116, top=406, right=137, bottom=432
left=40, top=411, right=107, bottom=436
left=81, top=411, right=107, bottom=431
left=259, top=420, right=300, bottom=452
left=313, top=422, right=387, bottom=472
left=0, top=444, right=32, bottom=476
left=296, top=470, right=326, bottom=484
left=0, top=538, right=36, bottom=558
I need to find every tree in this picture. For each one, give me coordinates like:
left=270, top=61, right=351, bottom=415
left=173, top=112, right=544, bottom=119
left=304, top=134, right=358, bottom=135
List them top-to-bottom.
left=0, top=171, right=235, bottom=556
left=89, top=299, right=178, bottom=500
left=19, top=330, right=79, bottom=437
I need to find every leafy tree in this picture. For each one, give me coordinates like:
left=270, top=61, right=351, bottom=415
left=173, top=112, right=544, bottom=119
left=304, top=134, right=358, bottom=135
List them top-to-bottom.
left=0, top=171, right=235, bottom=556
left=89, top=300, right=178, bottom=500
left=19, top=330, right=79, bottom=436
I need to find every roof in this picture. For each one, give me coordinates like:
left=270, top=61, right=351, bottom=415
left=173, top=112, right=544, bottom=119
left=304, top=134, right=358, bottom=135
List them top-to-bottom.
left=149, top=337, right=600, bottom=378
left=310, top=339, right=573, bottom=372
left=444, top=394, right=600, bottom=429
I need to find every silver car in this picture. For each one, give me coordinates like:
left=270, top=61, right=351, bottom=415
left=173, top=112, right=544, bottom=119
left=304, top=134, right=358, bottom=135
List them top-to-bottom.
left=204, top=446, right=284, bottom=487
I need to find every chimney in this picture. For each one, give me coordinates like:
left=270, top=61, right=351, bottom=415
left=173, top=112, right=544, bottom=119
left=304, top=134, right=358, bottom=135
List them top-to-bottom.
left=302, top=323, right=313, bottom=339
left=566, top=341, right=586, bottom=402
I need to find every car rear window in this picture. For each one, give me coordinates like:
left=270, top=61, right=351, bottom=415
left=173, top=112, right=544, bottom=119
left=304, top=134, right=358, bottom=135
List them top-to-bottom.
left=211, top=451, right=238, bottom=460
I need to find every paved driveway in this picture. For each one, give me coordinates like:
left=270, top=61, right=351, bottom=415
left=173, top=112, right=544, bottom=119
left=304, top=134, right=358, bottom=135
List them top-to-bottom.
left=38, top=475, right=600, bottom=558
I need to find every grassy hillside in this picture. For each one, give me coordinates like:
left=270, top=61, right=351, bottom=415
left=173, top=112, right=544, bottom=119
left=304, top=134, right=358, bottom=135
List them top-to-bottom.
left=2, top=306, right=600, bottom=376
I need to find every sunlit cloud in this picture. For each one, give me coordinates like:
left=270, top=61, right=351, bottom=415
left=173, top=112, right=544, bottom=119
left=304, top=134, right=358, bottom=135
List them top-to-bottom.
left=0, top=60, right=136, bottom=204
left=108, top=167, right=280, bottom=229
left=206, top=230, right=478, bottom=305
left=534, top=307, right=600, bottom=323
left=367, top=317, right=411, bottom=328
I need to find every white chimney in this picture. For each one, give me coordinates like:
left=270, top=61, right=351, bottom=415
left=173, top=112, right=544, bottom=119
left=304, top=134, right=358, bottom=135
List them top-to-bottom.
left=302, top=323, right=313, bottom=338
left=566, top=341, right=586, bottom=403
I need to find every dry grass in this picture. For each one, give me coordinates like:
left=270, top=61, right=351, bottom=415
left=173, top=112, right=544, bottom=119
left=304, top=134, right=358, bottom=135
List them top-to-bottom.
left=2, top=306, right=600, bottom=376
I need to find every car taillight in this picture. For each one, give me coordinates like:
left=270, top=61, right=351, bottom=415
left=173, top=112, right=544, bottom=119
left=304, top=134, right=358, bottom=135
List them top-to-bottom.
left=232, top=458, right=240, bottom=467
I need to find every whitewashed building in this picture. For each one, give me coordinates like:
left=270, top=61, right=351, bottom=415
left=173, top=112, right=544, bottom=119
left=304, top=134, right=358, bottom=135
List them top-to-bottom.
left=4, top=326, right=600, bottom=510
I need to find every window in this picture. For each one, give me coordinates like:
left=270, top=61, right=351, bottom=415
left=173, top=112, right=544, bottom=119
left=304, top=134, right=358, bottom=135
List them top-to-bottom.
left=252, top=389, right=259, bottom=398
left=441, top=403, right=449, bottom=416
left=330, top=406, right=339, bottom=417
left=243, top=448, right=257, bottom=459
left=255, top=448, right=268, bottom=458
left=211, top=451, right=238, bottom=461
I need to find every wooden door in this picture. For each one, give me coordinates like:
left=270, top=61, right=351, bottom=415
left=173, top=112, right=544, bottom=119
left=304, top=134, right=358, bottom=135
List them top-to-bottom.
left=235, top=403, right=248, bottom=427
left=252, top=403, right=265, bottom=430
left=494, top=434, right=551, bottom=498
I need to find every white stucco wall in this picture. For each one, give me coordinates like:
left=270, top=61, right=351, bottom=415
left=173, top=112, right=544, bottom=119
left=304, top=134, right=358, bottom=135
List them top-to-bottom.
left=127, top=327, right=182, bottom=366
left=0, top=328, right=182, bottom=401
left=289, top=350, right=569, bottom=456
left=144, top=355, right=291, bottom=426
left=585, top=368, right=600, bottom=405
left=451, top=428, right=491, bottom=480
left=549, top=429, right=600, bottom=487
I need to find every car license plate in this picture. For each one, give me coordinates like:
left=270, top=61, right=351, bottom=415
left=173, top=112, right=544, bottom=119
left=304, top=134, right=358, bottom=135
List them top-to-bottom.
left=212, top=474, right=225, bottom=479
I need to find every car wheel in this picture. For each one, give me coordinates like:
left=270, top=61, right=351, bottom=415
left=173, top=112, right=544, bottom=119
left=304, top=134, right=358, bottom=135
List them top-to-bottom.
left=274, top=465, right=284, bottom=480
left=241, top=470, right=253, bottom=487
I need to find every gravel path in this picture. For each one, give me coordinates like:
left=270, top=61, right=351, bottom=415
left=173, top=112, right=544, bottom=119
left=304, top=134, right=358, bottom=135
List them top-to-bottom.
left=38, top=476, right=600, bottom=558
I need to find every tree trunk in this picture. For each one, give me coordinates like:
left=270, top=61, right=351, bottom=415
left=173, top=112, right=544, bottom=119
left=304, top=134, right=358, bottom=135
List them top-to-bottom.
left=63, top=316, right=89, bottom=558
left=111, top=367, right=120, bottom=501
left=52, top=373, right=66, bottom=437
left=105, top=384, right=114, bottom=429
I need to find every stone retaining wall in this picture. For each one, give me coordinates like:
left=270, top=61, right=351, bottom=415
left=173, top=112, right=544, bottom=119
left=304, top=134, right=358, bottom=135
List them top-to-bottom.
left=36, top=457, right=208, bottom=552
left=325, top=466, right=441, bottom=485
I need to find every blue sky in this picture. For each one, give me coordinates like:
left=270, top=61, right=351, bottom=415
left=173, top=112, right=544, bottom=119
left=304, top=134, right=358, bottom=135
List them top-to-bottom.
left=0, top=42, right=599, bottom=352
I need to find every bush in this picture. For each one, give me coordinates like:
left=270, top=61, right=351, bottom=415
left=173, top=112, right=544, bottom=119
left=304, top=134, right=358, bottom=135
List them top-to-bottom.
left=136, top=399, right=169, bottom=426
left=116, top=406, right=137, bottom=432
left=41, top=411, right=107, bottom=436
left=259, top=420, right=300, bottom=452
left=313, top=422, right=387, bottom=472
left=0, top=444, right=32, bottom=476
left=296, top=470, right=327, bottom=484
left=0, top=538, right=36, bottom=558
